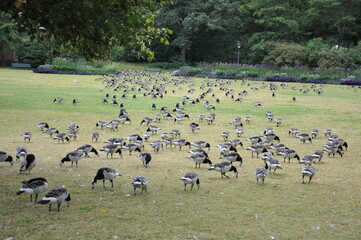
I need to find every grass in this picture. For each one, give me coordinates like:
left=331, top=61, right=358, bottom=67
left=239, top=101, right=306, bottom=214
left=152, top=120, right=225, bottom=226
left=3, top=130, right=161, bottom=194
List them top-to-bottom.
left=0, top=68, right=360, bottom=240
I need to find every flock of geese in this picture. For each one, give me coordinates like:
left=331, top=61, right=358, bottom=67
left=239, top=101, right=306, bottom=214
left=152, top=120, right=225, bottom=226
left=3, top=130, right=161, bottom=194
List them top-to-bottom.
left=0, top=70, right=349, bottom=212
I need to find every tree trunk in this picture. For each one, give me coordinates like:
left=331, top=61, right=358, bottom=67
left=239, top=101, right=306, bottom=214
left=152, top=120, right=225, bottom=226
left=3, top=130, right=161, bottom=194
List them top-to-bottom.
left=181, top=47, right=186, bottom=63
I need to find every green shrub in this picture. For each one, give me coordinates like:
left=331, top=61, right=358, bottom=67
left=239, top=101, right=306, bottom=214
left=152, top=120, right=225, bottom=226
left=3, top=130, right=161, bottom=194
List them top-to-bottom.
left=306, top=38, right=330, bottom=67
left=263, top=42, right=307, bottom=67
left=317, top=50, right=348, bottom=69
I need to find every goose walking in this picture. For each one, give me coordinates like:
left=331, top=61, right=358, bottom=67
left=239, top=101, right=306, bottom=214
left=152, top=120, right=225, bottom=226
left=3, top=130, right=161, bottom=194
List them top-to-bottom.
left=99, top=144, right=122, bottom=158
left=279, top=149, right=300, bottom=163
left=60, top=152, right=85, bottom=167
left=187, top=153, right=212, bottom=168
left=208, top=162, right=238, bottom=178
left=302, top=166, right=316, bottom=184
left=92, top=167, right=120, bottom=189
left=180, top=172, right=200, bottom=191
left=132, top=176, right=149, bottom=194
left=17, top=177, right=48, bottom=202
left=37, top=187, right=71, bottom=212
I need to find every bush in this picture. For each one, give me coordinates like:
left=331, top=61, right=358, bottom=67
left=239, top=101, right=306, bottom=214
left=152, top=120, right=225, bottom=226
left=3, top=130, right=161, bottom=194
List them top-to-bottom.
left=306, top=38, right=330, bottom=67
left=263, top=42, right=307, bottom=67
left=317, top=50, right=348, bottom=69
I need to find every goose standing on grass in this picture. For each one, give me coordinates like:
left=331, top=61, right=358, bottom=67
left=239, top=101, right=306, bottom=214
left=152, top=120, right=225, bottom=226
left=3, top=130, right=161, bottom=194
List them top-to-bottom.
left=53, top=97, right=64, bottom=103
left=96, top=121, right=108, bottom=130
left=36, top=122, right=49, bottom=131
left=66, top=122, right=79, bottom=131
left=189, top=122, right=200, bottom=133
left=146, top=125, right=161, bottom=135
left=43, top=128, right=59, bottom=138
left=236, top=128, right=244, bottom=137
left=289, top=128, right=299, bottom=136
left=324, top=128, right=332, bottom=137
left=311, top=129, right=319, bottom=138
left=91, top=131, right=100, bottom=142
left=221, top=131, right=230, bottom=141
left=22, top=132, right=32, bottom=142
left=53, top=133, right=70, bottom=143
left=296, top=133, right=312, bottom=143
left=246, top=136, right=262, bottom=145
left=172, top=139, right=191, bottom=150
left=150, top=140, right=164, bottom=153
left=191, top=141, right=211, bottom=151
left=76, top=144, right=99, bottom=157
left=99, top=144, right=122, bottom=158
left=122, top=144, right=142, bottom=155
left=246, top=145, right=266, bottom=157
left=323, top=146, right=343, bottom=157
left=15, top=147, right=27, bottom=161
left=279, top=149, right=300, bottom=163
left=313, top=150, right=324, bottom=162
left=0, top=151, right=14, bottom=166
left=60, top=152, right=85, bottom=167
left=138, top=152, right=152, bottom=168
left=221, top=152, right=243, bottom=166
left=187, top=153, right=212, bottom=168
left=20, top=154, right=36, bottom=174
left=300, top=155, right=315, bottom=165
left=265, top=159, right=282, bottom=174
left=208, top=161, right=238, bottom=179
left=302, top=165, right=316, bottom=184
left=92, top=167, right=120, bottom=189
left=255, top=168, right=268, bottom=184
left=180, top=172, right=200, bottom=191
left=132, top=176, right=149, bottom=194
left=17, top=177, right=48, bottom=202
left=37, top=187, right=71, bottom=212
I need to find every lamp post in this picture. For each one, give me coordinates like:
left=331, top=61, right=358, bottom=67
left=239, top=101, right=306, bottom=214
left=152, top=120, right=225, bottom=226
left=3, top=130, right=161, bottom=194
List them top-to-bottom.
left=237, top=41, right=241, bottom=64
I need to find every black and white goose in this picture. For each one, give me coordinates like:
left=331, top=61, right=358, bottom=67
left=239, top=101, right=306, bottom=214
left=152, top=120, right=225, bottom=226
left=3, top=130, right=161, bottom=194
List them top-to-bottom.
left=53, top=97, right=64, bottom=103
left=140, top=117, right=154, bottom=125
left=96, top=121, right=108, bottom=129
left=36, top=122, right=49, bottom=131
left=66, top=122, right=79, bottom=131
left=146, top=125, right=161, bottom=135
left=43, top=128, right=59, bottom=137
left=236, top=128, right=244, bottom=137
left=289, top=128, right=299, bottom=136
left=324, top=128, right=332, bottom=137
left=170, top=129, right=181, bottom=138
left=310, top=129, right=319, bottom=138
left=91, top=131, right=100, bottom=142
left=221, top=131, right=230, bottom=141
left=22, top=132, right=32, bottom=142
left=143, top=132, right=151, bottom=141
left=263, top=132, right=280, bottom=142
left=53, top=133, right=70, bottom=143
left=296, top=133, right=312, bottom=143
left=127, top=134, right=143, bottom=143
left=246, top=136, right=262, bottom=145
left=172, top=139, right=191, bottom=150
left=229, top=139, right=243, bottom=149
left=150, top=140, right=163, bottom=153
left=191, top=141, right=211, bottom=151
left=217, top=143, right=237, bottom=156
left=75, top=144, right=99, bottom=157
left=99, top=144, right=122, bottom=158
left=122, top=144, right=142, bottom=155
left=270, top=144, right=287, bottom=154
left=246, top=145, right=266, bottom=157
left=15, top=146, right=27, bottom=161
left=323, top=146, right=343, bottom=157
left=279, top=149, right=300, bottom=163
left=312, top=150, right=324, bottom=162
left=0, top=151, right=14, bottom=166
left=60, top=152, right=85, bottom=167
left=138, top=152, right=152, bottom=168
left=221, top=152, right=243, bottom=166
left=187, top=153, right=212, bottom=168
left=20, top=154, right=36, bottom=174
left=300, top=155, right=315, bottom=165
left=265, top=159, right=282, bottom=173
left=209, top=161, right=238, bottom=179
left=302, top=165, right=316, bottom=184
left=92, top=167, right=120, bottom=189
left=255, top=168, right=268, bottom=184
left=180, top=172, right=200, bottom=191
left=132, top=176, right=149, bottom=194
left=17, top=177, right=48, bottom=202
left=37, top=187, right=71, bottom=212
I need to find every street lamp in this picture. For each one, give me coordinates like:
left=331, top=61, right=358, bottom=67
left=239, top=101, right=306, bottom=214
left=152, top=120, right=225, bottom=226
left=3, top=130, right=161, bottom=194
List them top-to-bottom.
left=237, top=41, right=241, bottom=64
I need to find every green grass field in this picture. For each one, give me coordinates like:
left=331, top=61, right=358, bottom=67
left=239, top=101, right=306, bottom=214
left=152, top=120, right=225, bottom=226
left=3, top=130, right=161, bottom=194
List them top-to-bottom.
left=0, top=68, right=360, bottom=240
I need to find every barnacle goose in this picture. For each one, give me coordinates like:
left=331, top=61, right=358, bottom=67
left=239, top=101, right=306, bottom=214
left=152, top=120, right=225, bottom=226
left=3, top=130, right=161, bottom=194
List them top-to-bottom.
left=53, top=97, right=64, bottom=103
left=140, top=117, right=154, bottom=125
left=96, top=121, right=108, bottom=129
left=36, top=122, right=49, bottom=131
left=66, top=122, right=79, bottom=131
left=189, top=122, right=200, bottom=133
left=146, top=125, right=161, bottom=135
left=43, top=128, right=59, bottom=137
left=236, top=128, right=244, bottom=137
left=289, top=128, right=299, bottom=136
left=324, top=128, right=332, bottom=137
left=170, top=129, right=181, bottom=138
left=310, top=129, right=319, bottom=138
left=91, top=131, right=100, bottom=142
left=221, top=131, right=230, bottom=141
left=22, top=132, right=32, bottom=142
left=53, top=133, right=70, bottom=143
left=296, top=133, right=312, bottom=143
left=246, top=136, right=262, bottom=145
left=172, top=139, right=191, bottom=150
left=229, top=139, right=243, bottom=149
left=150, top=140, right=163, bottom=153
left=191, top=141, right=211, bottom=151
left=75, top=144, right=99, bottom=157
left=99, top=144, right=122, bottom=158
left=122, top=144, right=142, bottom=155
left=270, top=144, right=287, bottom=154
left=246, top=145, right=267, bottom=157
left=323, top=146, right=343, bottom=157
left=15, top=147, right=27, bottom=161
left=279, top=149, right=300, bottom=163
left=313, top=150, right=324, bottom=162
left=0, top=151, right=14, bottom=166
left=60, top=152, right=85, bottom=167
left=138, top=152, right=152, bottom=168
left=221, top=152, right=243, bottom=166
left=187, top=153, right=212, bottom=168
left=20, top=154, right=36, bottom=174
left=300, top=155, right=315, bottom=165
left=265, top=159, right=282, bottom=174
left=209, top=161, right=238, bottom=178
left=302, top=166, right=316, bottom=184
left=92, top=167, right=120, bottom=189
left=255, top=168, right=268, bottom=184
left=180, top=172, right=200, bottom=191
left=132, top=176, right=149, bottom=194
left=17, top=177, right=48, bottom=202
left=38, top=187, right=71, bottom=212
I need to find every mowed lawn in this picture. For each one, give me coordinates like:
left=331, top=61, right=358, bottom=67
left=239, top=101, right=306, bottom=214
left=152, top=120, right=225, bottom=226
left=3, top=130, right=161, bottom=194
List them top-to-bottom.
left=0, top=68, right=360, bottom=240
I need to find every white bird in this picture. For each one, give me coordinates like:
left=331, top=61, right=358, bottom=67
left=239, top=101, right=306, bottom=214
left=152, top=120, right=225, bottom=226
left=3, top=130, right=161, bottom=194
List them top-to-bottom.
left=92, top=167, right=120, bottom=189
left=180, top=172, right=200, bottom=191
left=132, top=176, right=149, bottom=194
left=37, top=187, right=71, bottom=212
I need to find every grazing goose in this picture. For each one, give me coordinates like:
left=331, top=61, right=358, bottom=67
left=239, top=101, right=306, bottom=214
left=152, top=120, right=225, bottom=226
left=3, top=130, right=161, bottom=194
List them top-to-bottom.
left=53, top=97, right=64, bottom=103
left=72, top=98, right=79, bottom=105
left=101, top=98, right=108, bottom=104
left=252, top=102, right=262, bottom=107
left=162, top=112, right=173, bottom=120
left=204, top=115, right=214, bottom=125
left=245, top=116, right=251, bottom=124
left=140, top=117, right=154, bottom=125
left=276, top=118, right=282, bottom=127
left=229, top=119, right=243, bottom=128
left=96, top=121, right=108, bottom=129
left=36, top=122, right=49, bottom=131
left=66, top=122, right=79, bottom=131
left=189, top=122, right=200, bottom=133
left=146, top=125, right=161, bottom=135
left=43, top=128, right=59, bottom=137
left=236, top=128, right=244, bottom=137
left=289, top=128, right=299, bottom=136
left=324, top=128, right=332, bottom=137
left=170, top=129, right=181, bottom=138
left=310, top=129, right=319, bottom=138
left=68, top=131, right=78, bottom=141
left=91, top=131, right=100, bottom=142
left=221, top=131, right=230, bottom=141
left=22, top=132, right=32, bottom=142
left=143, top=132, right=151, bottom=141
left=263, top=132, right=280, bottom=142
left=53, top=133, right=70, bottom=143
left=296, top=133, right=312, bottom=143
left=127, top=134, right=143, bottom=142
left=246, top=136, right=262, bottom=145
left=163, top=138, right=174, bottom=148
left=172, top=139, right=191, bottom=150
left=229, top=139, right=243, bottom=149
left=150, top=140, right=163, bottom=153
left=191, top=141, right=211, bottom=151
left=218, top=143, right=237, bottom=156
left=75, top=144, right=99, bottom=157
left=99, top=144, right=122, bottom=158
left=122, top=144, right=142, bottom=155
left=270, top=144, right=287, bottom=154
left=246, top=145, right=266, bottom=157
left=323, top=146, right=343, bottom=157
left=15, top=147, right=27, bottom=161
left=279, top=149, right=300, bottom=163
left=312, top=150, right=324, bottom=162
left=0, top=151, right=14, bottom=166
left=261, top=151, right=274, bottom=162
left=60, top=152, right=85, bottom=167
left=138, top=152, right=152, bottom=168
left=221, top=152, right=243, bottom=166
left=187, top=153, right=212, bottom=168
left=20, top=154, right=36, bottom=174
left=300, top=155, right=315, bottom=165
left=265, top=159, right=282, bottom=173
left=209, top=161, right=238, bottom=178
left=302, top=166, right=316, bottom=184
left=92, top=167, right=120, bottom=189
left=255, top=168, right=268, bottom=184
left=180, top=172, right=200, bottom=191
left=132, top=176, right=149, bottom=194
left=17, top=177, right=48, bottom=202
left=37, top=187, right=71, bottom=212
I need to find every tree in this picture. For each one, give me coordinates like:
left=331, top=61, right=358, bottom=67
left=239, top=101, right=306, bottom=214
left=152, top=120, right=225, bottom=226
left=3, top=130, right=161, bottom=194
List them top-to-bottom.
left=1, top=0, right=170, bottom=60
left=0, top=11, right=17, bottom=55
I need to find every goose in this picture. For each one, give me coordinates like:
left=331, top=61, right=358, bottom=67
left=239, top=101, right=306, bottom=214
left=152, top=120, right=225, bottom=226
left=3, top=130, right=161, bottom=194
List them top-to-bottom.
left=53, top=97, right=64, bottom=103
left=72, top=98, right=79, bottom=105
left=101, top=98, right=108, bottom=104
left=110, top=100, right=118, bottom=105
left=252, top=102, right=262, bottom=107
left=160, top=106, right=169, bottom=112
left=161, top=112, right=173, bottom=120
left=119, top=116, right=131, bottom=124
left=245, top=116, right=251, bottom=124
left=140, top=117, right=154, bottom=125
left=276, top=118, right=282, bottom=127
left=229, top=120, right=243, bottom=128
left=96, top=121, right=108, bottom=129
left=36, top=122, right=49, bottom=131
left=66, top=122, right=79, bottom=131
left=106, top=122, right=118, bottom=132
left=189, top=122, right=200, bottom=133
left=146, top=125, right=161, bottom=135
left=264, top=127, right=274, bottom=134
left=43, top=128, right=59, bottom=137
left=236, top=128, right=244, bottom=137
left=289, top=128, right=299, bottom=136
left=324, top=128, right=332, bottom=137
left=170, top=129, right=181, bottom=138
left=310, top=129, right=319, bottom=138
left=68, top=131, right=78, bottom=141
left=91, top=131, right=100, bottom=142
left=221, top=131, right=230, bottom=141
left=22, top=132, right=32, bottom=142
left=143, top=132, right=151, bottom=141
left=161, top=132, right=169, bottom=140
left=263, top=132, right=280, bottom=142
left=53, top=133, right=70, bottom=143
left=296, top=133, right=312, bottom=143
left=127, top=134, right=143, bottom=142
left=246, top=136, right=262, bottom=145
left=104, top=137, right=124, bottom=145
left=163, top=138, right=174, bottom=148
left=172, top=139, right=191, bottom=150
left=229, top=139, right=243, bottom=148
left=150, top=140, right=163, bottom=153
left=258, top=140, right=274, bottom=149
left=191, top=141, right=211, bottom=151
left=218, top=143, right=237, bottom=156
left=75, top=144, right=99, bottom=157
left=99, top=144, right=122, bottom=158
left=122, top=144, right=142, bottom=155
left=270, top=144, right=287, bottom=154
left=246, top=145, right=266, bottom=157
left=323, top=146, right=343, bottom=157
left=15, top=147, right=27, bottom=161
left=279, top=149, right=300, bottom=163
left=312, top=150, right=324, bottom=162
left=0, top=151, right=14, bottom=166
left=261, top=151, right=274, bottom=162
left=60, top=152, right=85, bottom=167
left=138, top=152, right=152, bottom=168
left=221, top=152, right=243, bottom=166
left=187, top=153, right=212, bottom=168
left=20, top=154, right=36, bottom=174
left=300, top=155, right=315, bottom=165
left=265, top=159, right=282, bottom=173
left=208, top=161, right=238, bottom=178
left=302, top=166, right=316, bottom=184
left=92, top=167, right=120, bottom=189
left=255, top=168, right=268, bottom=184
left=180, top=172, right=200, bottom=191
left=132, top=176, right=149, bottom=194
left=17, top=177, right=48, bottom=202
left=37, top=187, right=71, bottom=212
